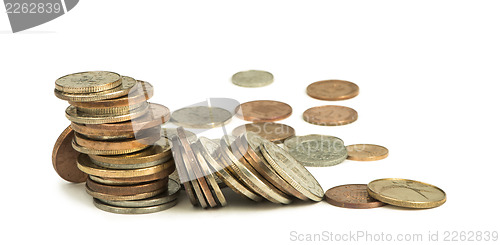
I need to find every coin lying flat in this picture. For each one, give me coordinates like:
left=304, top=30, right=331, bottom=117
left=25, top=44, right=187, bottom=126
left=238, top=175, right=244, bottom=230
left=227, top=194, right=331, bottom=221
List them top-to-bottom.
left=231, top=70, right=274, bottom=88
left=55, top=71, right=122, bottom=94
left=55, top=76, right=138, bottom=102
left=306, top=80, right=359, bottom=101
left=69, top=81, right=153, bottom=108
left=236, top=100, right=292, bottom=122
left=65, top=102, right=150, bottom=125
left=303, top=105, right=358, bottom=126
left=171, top=106, right=232, bottom=129
left=232, top=122, right=295, bottom=143
left=52, top=126, right=87, bottom=183
left=284, top=135, right=347, bottom=167
left=346, top=144, right=389, bottom=161
left=77, top=154, right=171, bottom=178
left=88, top=165, right=174, bottom=185
left=87, top=177, right=168, bottom=196
left=367, top=178, right=446, bottom=209
left=98, top=180, right=180, bottom=208
left=325, top=184, right=385, bottom=209
left=86, top=185, right=165, bottom=201
left=93, top=198, right=177, bottom=214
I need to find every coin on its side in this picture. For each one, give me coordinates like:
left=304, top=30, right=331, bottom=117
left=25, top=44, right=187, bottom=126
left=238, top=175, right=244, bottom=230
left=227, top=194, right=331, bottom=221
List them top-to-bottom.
left=231, top=70, right=273, bottom=88
left=55, top=71, right=122, bottom=94
left=55, top=76, right=138, bottom=102
left=306, top=80, right=359, bottom=101
left=236, top=100, right=292, bottom=122
left=303, top=105, right=357, bottom=126
left=171, top=106, right=232, bottom=129
left=232, top=122, right=295, bottom=143
left=52, top=126, right=87, bottom=183
left=162, top=128, right=197, bottom=143
left=284, top=134, right=347, bottom=167
left=346, top=144, right=388, bottom=161
left=367, top=178, right=447, bottom=209
left=325, top=184, right=385, bottom=209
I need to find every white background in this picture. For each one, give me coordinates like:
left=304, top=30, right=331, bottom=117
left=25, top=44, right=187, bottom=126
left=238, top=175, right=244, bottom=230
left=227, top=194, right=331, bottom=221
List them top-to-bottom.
left=1, top=1, right=499, bottom=244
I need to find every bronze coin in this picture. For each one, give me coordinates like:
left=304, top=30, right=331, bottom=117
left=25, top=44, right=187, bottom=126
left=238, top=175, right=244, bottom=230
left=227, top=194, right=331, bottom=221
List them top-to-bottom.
left=307, top=80, right=359, bottom=101
left=69, top=81, right=153, bottom=108
left=236, top=100, right=292, bottom=122
left=303, top=105, right=358, bottom=126
left=232, top=122, right=295, bottom=143
left=52, top=126, right=87, bottom=183
left=74, top=132, right=159, bottom=152
left=170, top=135, right=199, bottom=206
left=346, top=144, right=389, bottom=161
left=91, top=163, right=175, bottom=185
left=86, top=177, right=168, bottom=196
left=325, top=184, right=385, bottom=209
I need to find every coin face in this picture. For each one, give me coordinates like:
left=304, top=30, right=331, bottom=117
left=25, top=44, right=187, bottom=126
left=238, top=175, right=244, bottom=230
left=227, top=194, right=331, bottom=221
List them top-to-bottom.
left=231, top=70, right=274, bottom=88
left=55, top=71, right=122, bottom=94
left=306, top=80, right=359, bottom=101
left=236, top=100, right=292, bottom=122
left=303, top=105, right=357, bottom=126
left=171, top=106, right=232, bottom=129
left=232, top=122, right=295, bottom=143
left=52, top=126, right=87, bottom=183
left=284, top=135, right=347, bottom=167
left=346, top=144, right=388, bottom=161
left=367, top=178, right=446, bottom=209
left=324, top=184, right=385, bottom=209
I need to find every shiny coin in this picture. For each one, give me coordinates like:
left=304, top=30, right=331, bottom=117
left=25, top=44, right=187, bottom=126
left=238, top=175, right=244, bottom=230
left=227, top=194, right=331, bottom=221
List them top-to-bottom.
left=231, top=70, right=273, bottom=88
left=55, top=71, right=122, bottom=94
left=54, top=76, right=137, bottom=102
left=306, top=80, right=359, bottom=101
left=236, top=100, right=292, bottom=122
left=65, top=102, right=150, bottom=125
left=76, top=102, right=147, bottom=115
left=303, top=105, right=358, bottom=126
left=171, top=106, right=232, bottom=129
left=232, top=122, right=295, bottom=143
left=52, top=126, right=87, bottom=183
left=162, top=128, right=197, bottom=143
left=72, top=133, right=157, bottom=156
left=284, top=134, right=347, bottom=167
left=170, top=135, right=199, bottom=206
left=192, top=143, right=227, bottom=206
left=346, top=144, right=389, bottom=161
left=77, top=154, right=171, bottom=178
left=88, top=165, right=174, bottom=185
left=86, top=177, right=168, bottom=196
left=367, top=178, right=447, bottom=209
left=98, top=180, right=180, bottom=208
left=325, top=184, right=385, bottom=209
left=86, top=185, right=165, bottom=201
left=93, top=198, right=177, bottom=214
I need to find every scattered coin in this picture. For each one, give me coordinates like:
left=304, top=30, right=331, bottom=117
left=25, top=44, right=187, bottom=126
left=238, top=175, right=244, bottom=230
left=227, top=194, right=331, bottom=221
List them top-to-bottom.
left=231, top=70, right=274, bottom=88
left=55, top=71, right=122, bottom=94
left=306, top=80, right=359, bottom=101
left=236, top=100, right=292, bottom=122
left=303, top=105, right=358, bottom=126
left=171, top=106, right=232, bottom=129
left=232, top=122, right=295, bottom=143
left=52, top=126, right=87, bottom=183
left=284, top=134, right=347, bottom=167
left=346, top=144, right=389, bottom=161
left=367, top=178, right=446, bottom=209
left=324, top=184, right=385, bottom=209
left=93, top=198, right=177, bottom=214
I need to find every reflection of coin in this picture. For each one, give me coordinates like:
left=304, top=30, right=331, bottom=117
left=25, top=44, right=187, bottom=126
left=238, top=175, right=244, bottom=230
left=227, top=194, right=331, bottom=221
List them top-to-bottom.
left=231, top=70, right=273, bottom=88
left=55, top=71, right=122, bottom=93
left=55, top=76, right=137, bottom=102
left=307, top=80, right=359, bottom=101
left=236, top=100, right=292, bottom=122
left=303, top=105, right=357, bottom=126
left=171, top=106, right=232, bottom=128
left=232, top=122, right=295, bottom=143
left=52, top=126, right=87, bottom=183
left=284, top=134, right=347, bottom=167
left=346, top=144, right=388, bottom=161
left=367, top=178, right=446, bottom=209
left=325, top=184, right=385, bottom=209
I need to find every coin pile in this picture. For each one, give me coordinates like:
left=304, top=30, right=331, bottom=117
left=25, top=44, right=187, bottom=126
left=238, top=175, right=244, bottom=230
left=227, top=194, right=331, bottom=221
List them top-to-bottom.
left=54, top=71, right=179, bottom=214
left=172, top=128, right=324, bottom=208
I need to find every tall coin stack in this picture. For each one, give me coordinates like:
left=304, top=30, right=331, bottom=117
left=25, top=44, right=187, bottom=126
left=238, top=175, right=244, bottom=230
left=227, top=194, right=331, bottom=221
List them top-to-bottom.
left=54, top=71, right=179, bottom=214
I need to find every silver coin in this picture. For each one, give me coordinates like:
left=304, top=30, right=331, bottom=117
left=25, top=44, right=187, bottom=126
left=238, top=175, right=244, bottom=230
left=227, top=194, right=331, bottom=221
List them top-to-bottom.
left=232, top=70, right=274, bottom=88
left=171, top=106, right=232, bottom=129
left=162, top=128, right=198, bottom=143
left=284, top=134, right=347, bottom=167
left=93, top=198, right=178, bottom=214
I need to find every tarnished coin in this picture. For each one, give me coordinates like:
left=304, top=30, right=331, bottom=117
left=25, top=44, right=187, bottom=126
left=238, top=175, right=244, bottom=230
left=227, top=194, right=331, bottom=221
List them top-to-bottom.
left=231, top=70, right=274, bottom=88
left=55, top=71, right=122, bottom=94
left=55, top=76, right=138, bottom=102
left=306, top=80, right=359, bottom=101
left=236, top=100, right=292, bottom=122
left=65, top=102, right=150, bottom=125
left=303, top=105, right=358, bottom=126
left=171, top=106, right=232, bottom=129
left=232, top=122, right=295, bottom=143
left=52, top=126, right=87, bottom=183
left=162, top=128, right=197, bottom=143
left=170, top=135, right=198, bottom=206
left=284, top=135, right=347, bottom=167
left=261, top=139, right=324, bottom=201
left=192, top=143, right=227, bottom=206
left=346, top=144, right=389, bottom=161
left=77, top=154, right=171, bottom=178
left=87, top=177, right=168, bottom=196
left=367, top=178, right=447, bottom=209
left=98, top=180, right=180, bottom=208
left=325, top=184, right=385, bottom=209
left=86, top=186, right=165, bottom=201
left=93, top=198, right=177, bottom=214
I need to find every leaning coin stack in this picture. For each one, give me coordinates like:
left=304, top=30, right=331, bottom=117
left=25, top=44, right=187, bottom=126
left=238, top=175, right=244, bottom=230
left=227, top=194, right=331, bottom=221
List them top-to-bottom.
left=54, top=71, right=179, bottom=214
left=172, top=128, right=325, bottom=208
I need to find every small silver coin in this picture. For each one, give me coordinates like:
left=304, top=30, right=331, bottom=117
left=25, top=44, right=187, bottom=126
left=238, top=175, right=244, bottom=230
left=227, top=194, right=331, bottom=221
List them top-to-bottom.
left=232, top=70, right=274, bottom=88
left=171, top=106, right=232, bottom=129
left=284, top=134, right=347, bottom=167
left=93, top=199, right=178, bottom=214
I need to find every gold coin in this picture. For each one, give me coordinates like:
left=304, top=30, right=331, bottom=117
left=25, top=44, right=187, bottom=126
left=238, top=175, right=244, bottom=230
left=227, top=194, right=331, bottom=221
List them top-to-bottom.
left=55, top=71, right=122, bottom=94
left=54, top=76, right=137, bottom=102
left=306, top=80, right=359, bottom=101
left=65, top=102, right=149, bottom=125
left=76, top=102, right=147, bottom=115
left=89, top=138, right=171, bottom=166
left=72, top=139, right=149, bottom=156
left=346, top=144, right=389, bottom=161
left=77, top=154, right=171, bottom=178
left=367, top=178, right=446, bottom=209
left=86, top=186, right=164, bottom=201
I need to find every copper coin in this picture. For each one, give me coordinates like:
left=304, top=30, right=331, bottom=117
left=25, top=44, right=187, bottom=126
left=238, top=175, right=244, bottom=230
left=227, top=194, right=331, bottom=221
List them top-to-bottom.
left=307, top=80, right=359, bottom=101
left=69, top=81, right=153, bottom=108
left=236, top=100, right=292, bottom=122
left=303, top=105, right=358, bottom=126
left=232, top=122, right=295, bottom=143
left=52, top=126, right=87, bottom=183
left=74, top=133, right=159, bottom=152
left=170, top=135, right=199, bottom=206
left=346, top=144, right=389, bottom=161
left=90, top=163, right=175, bottom=185
left=86, top=177, right=168, bottom=196
left=325, top=184, right=385, bottom=209
left=85, top=185, right=165, bottom=201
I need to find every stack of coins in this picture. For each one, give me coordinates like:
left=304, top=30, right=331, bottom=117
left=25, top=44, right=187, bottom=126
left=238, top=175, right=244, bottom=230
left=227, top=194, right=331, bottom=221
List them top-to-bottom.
left=54, top=71, right=178, bottom=214
left=172, top=128, right=325, bottom=208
